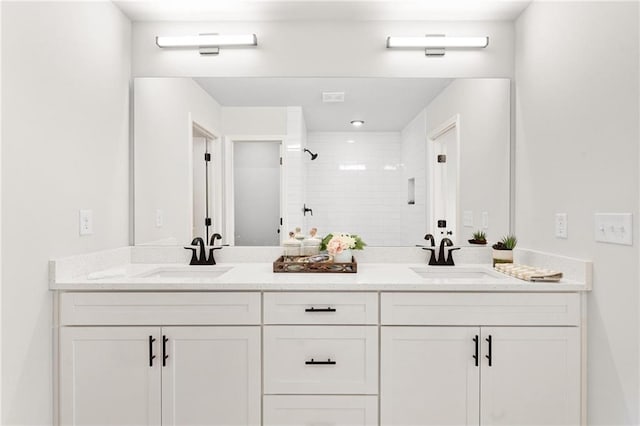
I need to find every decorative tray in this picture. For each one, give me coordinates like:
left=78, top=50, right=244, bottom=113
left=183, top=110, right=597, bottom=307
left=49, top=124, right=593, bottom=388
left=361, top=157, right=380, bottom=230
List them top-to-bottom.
left=273, top=255, right=357, bottom=273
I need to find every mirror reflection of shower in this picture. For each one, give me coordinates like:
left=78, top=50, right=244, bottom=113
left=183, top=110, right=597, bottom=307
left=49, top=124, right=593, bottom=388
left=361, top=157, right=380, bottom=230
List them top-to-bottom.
left=304, top=148, right=319, bottom=160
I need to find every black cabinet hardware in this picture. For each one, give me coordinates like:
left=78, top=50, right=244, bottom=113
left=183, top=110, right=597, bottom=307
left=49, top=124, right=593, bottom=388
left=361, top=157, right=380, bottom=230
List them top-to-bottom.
left=304, top=307, right=336, bottom=313
left=162, top=335, right=169, bottom=367
left=473, top=335, right=479, bottom=367
left=485, top=335, right=492, bottom=367
left=149, top=336, right=156, bottom=367
left=305, top=358, right=336, bottom=365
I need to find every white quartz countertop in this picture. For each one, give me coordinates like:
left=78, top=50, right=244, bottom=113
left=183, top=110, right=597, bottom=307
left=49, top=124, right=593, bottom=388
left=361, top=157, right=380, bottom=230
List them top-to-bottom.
left=50, top=262, right=589, bottom=292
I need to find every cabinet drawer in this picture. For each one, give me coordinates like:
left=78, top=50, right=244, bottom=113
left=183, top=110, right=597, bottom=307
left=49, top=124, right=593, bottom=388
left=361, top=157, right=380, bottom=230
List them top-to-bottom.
left=59, top=292, right=261, bottom=325
left=264, top=292, right=378, bottom=325
left=381, top=292, right=580, bottom=326
left=264, top=326, right=378, bottom=394
left=264, top=395, right=378, bottom=426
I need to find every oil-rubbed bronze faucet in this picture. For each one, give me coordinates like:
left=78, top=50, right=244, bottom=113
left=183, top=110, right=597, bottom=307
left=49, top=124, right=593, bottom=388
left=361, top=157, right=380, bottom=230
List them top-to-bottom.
left=185, top=234, right=224, bottom=265
left=418, top=234, right=460, bottom=266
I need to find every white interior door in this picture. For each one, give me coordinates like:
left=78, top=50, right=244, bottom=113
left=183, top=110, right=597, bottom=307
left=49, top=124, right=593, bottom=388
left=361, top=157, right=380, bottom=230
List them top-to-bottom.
left=233, top=141, right=281, bottom=246
left=161, top=326, right=261, bottom=426
left=380, top=326, right=480, bottom=426
left=60, top=327, right=161, bottom=426
left=480, top=327, right=580, bottom=426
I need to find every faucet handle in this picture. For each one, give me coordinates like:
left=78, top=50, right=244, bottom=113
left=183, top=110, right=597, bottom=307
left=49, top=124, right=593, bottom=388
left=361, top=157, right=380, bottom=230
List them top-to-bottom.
left=445, top=247, right=461, bottom=266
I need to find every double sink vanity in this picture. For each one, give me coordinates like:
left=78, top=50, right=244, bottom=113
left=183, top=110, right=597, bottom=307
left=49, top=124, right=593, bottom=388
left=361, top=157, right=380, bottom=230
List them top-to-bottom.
left=50, top=246, right=591, bottom=426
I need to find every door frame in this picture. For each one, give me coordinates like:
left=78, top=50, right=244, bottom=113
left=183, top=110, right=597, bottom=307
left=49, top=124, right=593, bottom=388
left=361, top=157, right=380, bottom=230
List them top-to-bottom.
left=427, top=114, right=461, bottom=242
left=188, top=116, right=221, bottom=243
left=223, top=135, right=285, bottom=246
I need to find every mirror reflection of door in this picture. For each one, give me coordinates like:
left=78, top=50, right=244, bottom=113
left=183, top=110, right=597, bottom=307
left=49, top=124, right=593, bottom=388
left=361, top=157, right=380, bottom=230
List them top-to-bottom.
left=430, top=117, right=459, bottom=243
left=193, top=125, right=217, bottom=241
left=233, top=141, right=281, bottom=246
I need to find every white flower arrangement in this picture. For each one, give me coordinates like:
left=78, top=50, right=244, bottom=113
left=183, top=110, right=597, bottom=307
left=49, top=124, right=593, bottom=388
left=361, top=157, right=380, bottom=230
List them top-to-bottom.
left=320, top=232, right=366, bottom=256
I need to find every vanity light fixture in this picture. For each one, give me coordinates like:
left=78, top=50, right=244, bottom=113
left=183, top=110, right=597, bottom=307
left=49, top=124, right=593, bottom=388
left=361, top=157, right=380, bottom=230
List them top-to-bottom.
left=155, top=33, right=258, bottom=55
left=386, top=35, right=489, bottom=56
left=350, top=120, right=365, bottom=128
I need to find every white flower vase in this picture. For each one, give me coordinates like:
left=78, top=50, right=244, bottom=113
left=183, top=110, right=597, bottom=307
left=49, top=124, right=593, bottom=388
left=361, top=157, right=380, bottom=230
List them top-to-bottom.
left=333, top=249, right=352, bottom=263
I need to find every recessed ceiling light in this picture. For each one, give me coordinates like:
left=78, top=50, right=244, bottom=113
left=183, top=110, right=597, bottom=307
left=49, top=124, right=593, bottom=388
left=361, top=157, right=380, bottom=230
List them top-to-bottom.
left=350, top=120, right=365, bottom=128
left=346, top=139, right=355, bottom=144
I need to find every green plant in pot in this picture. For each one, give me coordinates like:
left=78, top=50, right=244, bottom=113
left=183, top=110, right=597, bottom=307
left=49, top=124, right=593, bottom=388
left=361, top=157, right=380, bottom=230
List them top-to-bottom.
left=468, top=230, right=487, bottom=245
left=492, top=235, right=517, bottom=265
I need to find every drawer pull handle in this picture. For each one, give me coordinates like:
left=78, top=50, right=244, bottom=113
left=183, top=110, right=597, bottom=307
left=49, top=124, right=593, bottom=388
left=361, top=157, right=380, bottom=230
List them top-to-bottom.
left=305, top=307, right=336, bottom=313
left=485, top=335, right=492, bottom=367
left=305, top=358, right=336, bottom=365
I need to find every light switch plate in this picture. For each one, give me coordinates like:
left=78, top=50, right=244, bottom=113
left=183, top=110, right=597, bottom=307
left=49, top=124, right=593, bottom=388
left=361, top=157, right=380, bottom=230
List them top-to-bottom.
left=79, top=209, right=93, bottom=236
left=463, top=211, right=473, bottom=227
left=481, top=212, right=489, bottom=230
left=555, top=213, right=568, bottom=239
left=594, top=213, right=633, bottom=245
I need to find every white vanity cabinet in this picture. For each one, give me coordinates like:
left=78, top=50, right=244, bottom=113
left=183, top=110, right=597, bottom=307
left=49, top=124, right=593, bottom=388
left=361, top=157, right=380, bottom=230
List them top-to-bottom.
left=54, top=288, right=585, bottom=426
left=57, top=292, right=261, bottom=426
left=262, top=292, right=379, bottom=426
left=380, top=292, right=582, bottom=426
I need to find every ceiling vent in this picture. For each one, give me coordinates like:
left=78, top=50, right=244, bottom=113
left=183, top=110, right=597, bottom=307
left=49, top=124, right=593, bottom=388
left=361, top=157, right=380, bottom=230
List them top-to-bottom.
left=322, top=92, right=345, bottom=103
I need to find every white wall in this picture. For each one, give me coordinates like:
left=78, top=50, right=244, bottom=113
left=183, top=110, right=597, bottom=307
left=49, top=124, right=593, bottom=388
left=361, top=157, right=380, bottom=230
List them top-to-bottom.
left=1, top=2, right=131, bottom=424
left=515, top=2, right=639, bottom=424
left=132, top=20, right=514, bottom=78
left=134, top=78, right=222, bottom=245
left=425, top=78, right=511, bottom=244
left=222, top=106, right=287, bottom=136
left=400, top=110, right=428, bottom=246
left=306, top=132, right=404, bottom=246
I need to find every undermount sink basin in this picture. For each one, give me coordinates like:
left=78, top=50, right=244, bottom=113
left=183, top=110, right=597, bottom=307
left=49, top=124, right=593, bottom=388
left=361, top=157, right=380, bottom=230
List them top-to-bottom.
left=137, top=266, right=233, bottom=279
left=410, top=266, right=507, bottom=281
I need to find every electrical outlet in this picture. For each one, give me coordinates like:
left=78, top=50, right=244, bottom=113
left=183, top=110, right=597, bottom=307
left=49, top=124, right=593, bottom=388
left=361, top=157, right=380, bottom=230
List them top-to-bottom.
left=79, top=209, right=93, bottom=236
left=156, top=209, right=163, bottom=228
left=463, top=211, right=473, bottom=227
left=481, top=212, right=489, bottom=229
left=555, top=213, right=568, bottom=239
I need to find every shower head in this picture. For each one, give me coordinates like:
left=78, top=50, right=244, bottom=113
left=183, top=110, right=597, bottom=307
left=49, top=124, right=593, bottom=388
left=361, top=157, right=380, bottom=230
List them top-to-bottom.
left=304, top=148, right=318, bottom=160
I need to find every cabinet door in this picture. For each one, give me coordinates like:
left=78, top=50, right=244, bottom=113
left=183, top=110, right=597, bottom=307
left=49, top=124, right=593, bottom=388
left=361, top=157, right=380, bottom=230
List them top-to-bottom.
left=161, top=326, right=261, bottom=426
left=60, top=327, right=161, bottom=426
left=381, top=327, right=480, bottom=426
left=480, top=327, right=580, bottom=425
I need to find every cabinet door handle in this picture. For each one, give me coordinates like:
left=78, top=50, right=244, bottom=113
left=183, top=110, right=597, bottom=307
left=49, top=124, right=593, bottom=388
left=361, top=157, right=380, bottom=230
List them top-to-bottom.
left=304, top=307, right=336, bottom=313
left=162, top=335, right=169, bottom=367
left=472, top=335, right=479, bottom=367
left=485, top=335, right=492, bottom=367
left=149, top=336, right=156, bottom=367
left=305, top=358, right=336, bottom=365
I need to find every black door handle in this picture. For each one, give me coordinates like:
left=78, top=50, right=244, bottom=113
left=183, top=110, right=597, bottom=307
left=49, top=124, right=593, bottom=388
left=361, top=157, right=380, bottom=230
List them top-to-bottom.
left=305, top=307, right=337, bottom=313
left=162, top=335, right=169, bottom=367
left=472, top=335, right=479, bottom=367
left=485, top=335, right=492, bottom=367
left=149, top=336, right=156, bottom=367
left=305, top=358, right=336, bottom=365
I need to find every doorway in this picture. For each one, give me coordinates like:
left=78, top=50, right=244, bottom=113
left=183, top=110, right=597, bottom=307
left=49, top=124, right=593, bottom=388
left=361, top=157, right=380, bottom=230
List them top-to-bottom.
left=429, top=115, right=460, bottom=243
left=232, top=141, right=282, bottom=246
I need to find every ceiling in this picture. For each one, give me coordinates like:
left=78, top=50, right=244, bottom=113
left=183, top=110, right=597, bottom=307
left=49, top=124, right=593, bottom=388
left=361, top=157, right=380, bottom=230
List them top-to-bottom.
left=115, top=1, right=531, bottom=22
left=194, top=77, right=452, bottom=131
